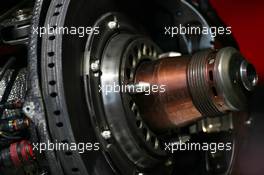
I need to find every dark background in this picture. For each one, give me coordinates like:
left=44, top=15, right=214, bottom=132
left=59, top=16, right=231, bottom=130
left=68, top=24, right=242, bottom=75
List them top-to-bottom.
left=211, top=0, right=264, bottom=84
left=211, top=1, right=264, bottom=174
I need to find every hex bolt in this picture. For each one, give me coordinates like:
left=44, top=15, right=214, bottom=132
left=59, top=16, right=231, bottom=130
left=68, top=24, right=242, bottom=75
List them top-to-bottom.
left=107, top=20, right=118, bottom=29
left=90, top=60, right=100, bottom=72
left=22, top=102, right=35, bottom=119
left=101, top=130, right=111, bottom=139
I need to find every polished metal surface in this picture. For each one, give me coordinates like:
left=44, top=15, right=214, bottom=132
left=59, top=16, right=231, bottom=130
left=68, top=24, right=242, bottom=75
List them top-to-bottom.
left=240, top=60, right=258, bottom=91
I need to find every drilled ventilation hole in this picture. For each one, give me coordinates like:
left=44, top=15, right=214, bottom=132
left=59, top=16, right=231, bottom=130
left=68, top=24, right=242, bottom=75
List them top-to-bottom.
left=56, top=3, right=63, bottom=8
left=53, top=12, right=60, bottom=16
left=51, top=25, right=57, bottom=30
left=49, top=35, right=56, bottom=40
left=140, top=43, right=145, bottom=53
left=150, top=46, right=154, bottom=56
left=133, top=47, right=139, bottom=58
left=146, top=47, right=150, bottom=56
left=48, top=52, right=54, bottom=57
left=128, top=54, right=133, bottom=66
left=48, top=63, right=55, bottom=68
left=126, top=68, right=131, bottom=79
left=49, top=80, right=56, bottom=86
left=212, top=86, right=218, bottom=97
left=50, top=92, right=57, bottom=97
left=53, top=110, right=61, bottom=115
left=136, top=120, right=142, bottom=128
left=56, top=122, right=63, bottom=127
left=61, top=140, right=69, bottom=144
left=65, top=151, right=72, bottom=156
left=72, top=168, right=79, bottom=172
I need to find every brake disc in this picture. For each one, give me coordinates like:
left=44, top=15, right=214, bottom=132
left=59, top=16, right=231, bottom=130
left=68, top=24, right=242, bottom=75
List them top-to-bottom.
left=37, top=0, right=242, bottom=175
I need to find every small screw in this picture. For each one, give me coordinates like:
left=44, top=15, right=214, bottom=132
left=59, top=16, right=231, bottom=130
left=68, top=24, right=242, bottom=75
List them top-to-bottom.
left=108, top=20, right=118, bottom=29
left=90, top=60, right=100, bottom=72
left=22, top=102, right=35, bottom=119
left=245, top=118, right=252, bottom=126
left=101, top=130, right=111, bottom=139
left=165, top=159, right=173, bottom=166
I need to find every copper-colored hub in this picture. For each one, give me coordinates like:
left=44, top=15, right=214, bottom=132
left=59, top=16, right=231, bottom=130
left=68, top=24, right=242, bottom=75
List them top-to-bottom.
left=134, top=48, right=257, bottom=130
left=134, top=56, right=201, bottom=129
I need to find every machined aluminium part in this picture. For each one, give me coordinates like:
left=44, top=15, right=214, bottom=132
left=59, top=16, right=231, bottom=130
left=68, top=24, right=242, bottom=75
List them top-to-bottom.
left=134, top=47, right=258, bottom=130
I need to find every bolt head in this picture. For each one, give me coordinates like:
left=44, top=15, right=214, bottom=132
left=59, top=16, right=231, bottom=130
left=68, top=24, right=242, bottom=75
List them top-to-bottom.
left=108, top=21, right=118, bottom=29
left=90, top=60, right=100, bottom=72
left=101, top=130, right=111, bottom=139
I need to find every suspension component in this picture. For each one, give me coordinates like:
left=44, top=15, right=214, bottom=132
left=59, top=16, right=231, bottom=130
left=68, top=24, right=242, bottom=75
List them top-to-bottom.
left=134, top=47, right=258, bottom=130
left=0, top=140, right=35, bottom=168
